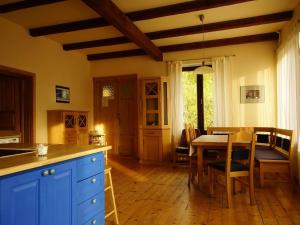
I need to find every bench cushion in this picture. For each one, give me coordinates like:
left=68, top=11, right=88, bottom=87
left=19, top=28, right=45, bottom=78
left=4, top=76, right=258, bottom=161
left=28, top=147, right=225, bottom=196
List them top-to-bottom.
left=255, top=148, right=287, bottom=160
left=208, top=161, right=249, bottom=171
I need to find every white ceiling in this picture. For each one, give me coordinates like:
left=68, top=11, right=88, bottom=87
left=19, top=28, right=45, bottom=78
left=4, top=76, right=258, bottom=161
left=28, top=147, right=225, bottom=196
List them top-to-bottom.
left=1, top=0, right=299, bottom=58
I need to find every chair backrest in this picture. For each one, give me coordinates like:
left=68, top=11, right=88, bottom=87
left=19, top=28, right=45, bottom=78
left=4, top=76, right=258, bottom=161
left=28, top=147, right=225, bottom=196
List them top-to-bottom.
left=185, top=123, right=198, bottom=145
left=207, top=127, right=240, bottom=135
left=253, top=127, right=275, bottom=149
left=273, top=128, right=294, bottom=160
left=226, top=131, right=256, bottom=174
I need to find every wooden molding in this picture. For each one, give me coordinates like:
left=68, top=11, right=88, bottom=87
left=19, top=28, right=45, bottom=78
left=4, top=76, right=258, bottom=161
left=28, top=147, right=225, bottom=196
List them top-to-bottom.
left=0, top=0, right=65, bottom=13
left=30, top=0, right=253, bottom=36
left=82, top=0, right=162, bottom=61
left=64, top=11, right=292, bottom=50
left=87, top=32, right=279, bottom=61
left=160, top=32, right=278, bottom=52
left=87, top=49, right=145, bottom=61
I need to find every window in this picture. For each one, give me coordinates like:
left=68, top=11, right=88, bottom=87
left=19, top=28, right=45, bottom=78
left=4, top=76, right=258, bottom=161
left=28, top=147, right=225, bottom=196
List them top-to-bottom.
left=182, top=68, right=214, bottom=133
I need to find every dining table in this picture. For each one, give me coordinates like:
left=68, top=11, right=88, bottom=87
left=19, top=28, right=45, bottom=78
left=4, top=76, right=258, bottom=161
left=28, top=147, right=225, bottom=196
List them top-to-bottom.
left=191, top=134, right=250, bottom=187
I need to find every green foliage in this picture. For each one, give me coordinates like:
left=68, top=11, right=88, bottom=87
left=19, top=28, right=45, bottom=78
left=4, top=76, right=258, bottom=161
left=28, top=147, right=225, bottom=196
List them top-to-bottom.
left=182, top=71, right=213, bottom=130
left=183, top=72, right=198, bottom=128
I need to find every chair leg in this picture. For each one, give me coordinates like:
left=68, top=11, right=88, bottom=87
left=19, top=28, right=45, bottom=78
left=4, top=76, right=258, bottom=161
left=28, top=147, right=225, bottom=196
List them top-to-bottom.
left=188, top=156, right=192, bottom=187
left=259, top=164, right=265, bottom=187
left=208, top=166, right=214, bottom=196
left=105, top=168, right=119, bottom=224
left=249, top=174, right=255, bottom=205
left=226, top=177, right=232, bottom=208
left=232, top=178, right=236, bottom=195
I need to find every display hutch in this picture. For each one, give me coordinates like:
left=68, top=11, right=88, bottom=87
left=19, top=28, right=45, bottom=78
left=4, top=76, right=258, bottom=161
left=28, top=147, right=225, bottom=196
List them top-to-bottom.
left=138, top=77, right=171, bottom=163
left=47, top=110, right=88, bottom=144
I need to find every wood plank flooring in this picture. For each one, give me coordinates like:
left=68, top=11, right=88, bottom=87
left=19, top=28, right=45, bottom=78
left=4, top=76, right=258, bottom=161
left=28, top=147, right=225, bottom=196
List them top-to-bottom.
left=105, top=157, right=300, bottom=225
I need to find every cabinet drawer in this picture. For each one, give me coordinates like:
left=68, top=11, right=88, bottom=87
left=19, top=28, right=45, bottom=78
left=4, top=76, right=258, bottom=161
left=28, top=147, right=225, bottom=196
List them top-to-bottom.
left=143, top=129, right=161, bottom=136
left=77, top=153, right=104, bottom=181
left=77, top=173, right=104, bottom=203
left=78, top=193, right=104, bottom=225
left=82, top=211, right=104, bottom=225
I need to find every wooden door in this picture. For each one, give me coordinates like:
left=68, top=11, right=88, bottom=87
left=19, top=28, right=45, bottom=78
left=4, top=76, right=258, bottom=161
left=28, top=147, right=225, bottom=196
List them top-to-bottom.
left=0, top=68, right=34, bottom=143
left=94, top=75, right=137, bottom=156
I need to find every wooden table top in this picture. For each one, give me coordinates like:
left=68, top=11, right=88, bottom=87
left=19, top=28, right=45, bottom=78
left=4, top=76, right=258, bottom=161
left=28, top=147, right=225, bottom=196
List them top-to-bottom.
left=192, top=134, right=251, bottom=147
left=192, top=135, right=229, bottom=146
left=0, top=144, right=111, bottom=176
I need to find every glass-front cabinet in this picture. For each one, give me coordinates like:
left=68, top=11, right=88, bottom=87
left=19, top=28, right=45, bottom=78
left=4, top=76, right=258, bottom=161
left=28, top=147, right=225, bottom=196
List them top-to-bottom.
left=139, top=77, right=171, bottom=163
left=142, top=78, right=169, bottom=128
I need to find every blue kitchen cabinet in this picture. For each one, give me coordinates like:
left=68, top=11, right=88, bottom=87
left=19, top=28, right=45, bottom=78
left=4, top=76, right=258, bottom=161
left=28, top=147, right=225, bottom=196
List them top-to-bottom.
left=0, top=152, right=104, bottom=225
left=0, top=160, right=76, bottom=225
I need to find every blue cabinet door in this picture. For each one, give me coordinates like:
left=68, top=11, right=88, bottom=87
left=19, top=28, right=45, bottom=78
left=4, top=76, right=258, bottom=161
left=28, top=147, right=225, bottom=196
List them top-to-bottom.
left=0, top=160, right=76, bottom=225
left=40, top=161, right=76, bottom=225
left=0, top=169, right=41, bottom=225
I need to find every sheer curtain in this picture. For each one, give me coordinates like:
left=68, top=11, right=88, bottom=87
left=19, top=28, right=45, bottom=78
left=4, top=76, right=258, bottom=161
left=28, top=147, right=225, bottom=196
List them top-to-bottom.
left=276, top=27, right=300, bottom=182
left=277, top=32, right=299, bottom=135
left=212, top=56, right=233, bottom=126
left=168, top=61, right=184, bottom=148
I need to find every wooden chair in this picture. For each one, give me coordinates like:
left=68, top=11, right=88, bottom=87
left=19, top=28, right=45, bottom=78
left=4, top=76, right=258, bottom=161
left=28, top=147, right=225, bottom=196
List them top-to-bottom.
left=185, top=123, right=198, bottom=187
left=254, top=128, right=294, bottom=187
left=173, top=129, right=195, bottom=166
left=208, top=131, right=256, bottom=208
left=103, top=152, right=119, bottom=224
left=105, top=166, right=119, bottom=224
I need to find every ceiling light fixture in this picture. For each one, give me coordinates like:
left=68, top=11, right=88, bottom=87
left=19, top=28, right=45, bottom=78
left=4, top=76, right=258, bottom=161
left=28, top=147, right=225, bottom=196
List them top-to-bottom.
left=194, top=14, right=214, bottom=74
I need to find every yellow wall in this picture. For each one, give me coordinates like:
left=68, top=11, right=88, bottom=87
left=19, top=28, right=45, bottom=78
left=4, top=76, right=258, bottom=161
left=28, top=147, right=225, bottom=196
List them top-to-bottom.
left=0, top=15, right=278, bottom=142
left=0, top=17, right=92, bottom=143
left=91, top=41, right=277, bottom=127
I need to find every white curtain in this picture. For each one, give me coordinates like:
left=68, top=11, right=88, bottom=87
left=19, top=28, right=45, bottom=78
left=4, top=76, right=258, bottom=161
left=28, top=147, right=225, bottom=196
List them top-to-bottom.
left=276, top=27, right=300, bottom=183
left=277, top=32, right=300, bottom=136
left=212, top=56, right=233, bottom=126
left=168, top=61, right=184, bottom=148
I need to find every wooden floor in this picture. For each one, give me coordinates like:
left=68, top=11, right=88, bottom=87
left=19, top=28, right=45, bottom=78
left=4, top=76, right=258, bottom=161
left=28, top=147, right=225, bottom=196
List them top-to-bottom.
left=105, top=157, right=300, bottom=225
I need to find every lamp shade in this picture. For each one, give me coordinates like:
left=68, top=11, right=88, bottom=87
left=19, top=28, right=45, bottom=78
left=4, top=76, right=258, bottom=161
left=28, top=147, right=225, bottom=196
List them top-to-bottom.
left=194, top=65, right=214, bottom=74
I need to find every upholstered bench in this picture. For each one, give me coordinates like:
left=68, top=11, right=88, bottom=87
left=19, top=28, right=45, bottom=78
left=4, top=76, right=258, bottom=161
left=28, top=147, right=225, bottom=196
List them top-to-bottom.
left=254, top=127, right=294, bottom=187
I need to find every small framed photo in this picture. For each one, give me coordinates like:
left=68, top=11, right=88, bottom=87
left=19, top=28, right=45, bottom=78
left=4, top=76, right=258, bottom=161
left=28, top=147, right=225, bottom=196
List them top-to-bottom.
left=56, top=85, right=70, bottom=103
left=240, top=85, right=264, bottom=103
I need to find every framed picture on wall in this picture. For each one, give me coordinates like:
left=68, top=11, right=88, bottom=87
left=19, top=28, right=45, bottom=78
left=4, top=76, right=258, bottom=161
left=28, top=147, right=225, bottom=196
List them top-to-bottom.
left=56, top=85, right=70, bottom=103
left=240, top=85, right=265, bottom=103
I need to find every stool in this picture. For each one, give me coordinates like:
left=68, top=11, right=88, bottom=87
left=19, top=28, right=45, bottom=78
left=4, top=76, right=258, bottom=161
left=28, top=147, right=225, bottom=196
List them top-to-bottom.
left=105, top=167, right=119, bottom=224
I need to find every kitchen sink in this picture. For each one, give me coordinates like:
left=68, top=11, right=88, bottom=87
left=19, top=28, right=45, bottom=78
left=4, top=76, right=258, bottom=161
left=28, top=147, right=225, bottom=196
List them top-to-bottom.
left=0, top=149, right=35, bottom=158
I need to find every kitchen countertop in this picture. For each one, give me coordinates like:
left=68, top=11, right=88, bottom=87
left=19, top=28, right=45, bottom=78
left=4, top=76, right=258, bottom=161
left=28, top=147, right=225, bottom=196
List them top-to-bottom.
left=0, top=144, right=111, bottom=176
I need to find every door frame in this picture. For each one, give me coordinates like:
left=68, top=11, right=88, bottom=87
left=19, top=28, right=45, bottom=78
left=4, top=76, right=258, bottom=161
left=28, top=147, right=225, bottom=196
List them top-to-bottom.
left=0, top=65, right=35, bottom=143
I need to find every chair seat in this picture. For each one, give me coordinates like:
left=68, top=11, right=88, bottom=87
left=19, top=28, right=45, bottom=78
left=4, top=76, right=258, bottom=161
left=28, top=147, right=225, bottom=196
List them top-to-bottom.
left=175, top=146, right=189, bottom=154
left=255, top=148, right=287, bottom=160
left=208, top=161, right=249, bottom=172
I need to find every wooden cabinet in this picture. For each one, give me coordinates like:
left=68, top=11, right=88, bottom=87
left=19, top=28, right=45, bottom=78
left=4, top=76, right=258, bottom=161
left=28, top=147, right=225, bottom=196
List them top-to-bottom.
left=139, top=77, right=171, bottom=163
left=47, top=110, right=88, bottom=144
left=0, top=152, right=105, bottom=225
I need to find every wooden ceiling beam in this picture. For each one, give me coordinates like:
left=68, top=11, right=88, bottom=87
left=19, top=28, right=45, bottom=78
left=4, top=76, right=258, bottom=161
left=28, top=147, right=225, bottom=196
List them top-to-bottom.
left=0, top=0, right=65, bottom=13
left=30, top=0, right=253, bottom=36
left=82, top=0, right=162, bottom=61
left=64, top=11, right=292, bottom=50
left=87, top=32, right=279, bottom=61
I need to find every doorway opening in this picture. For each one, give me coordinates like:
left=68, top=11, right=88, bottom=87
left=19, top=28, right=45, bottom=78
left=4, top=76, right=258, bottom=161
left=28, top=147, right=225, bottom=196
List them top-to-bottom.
left=0, top=65, right=34, bottom=143
left=182, top=68, right=214, bottom=134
